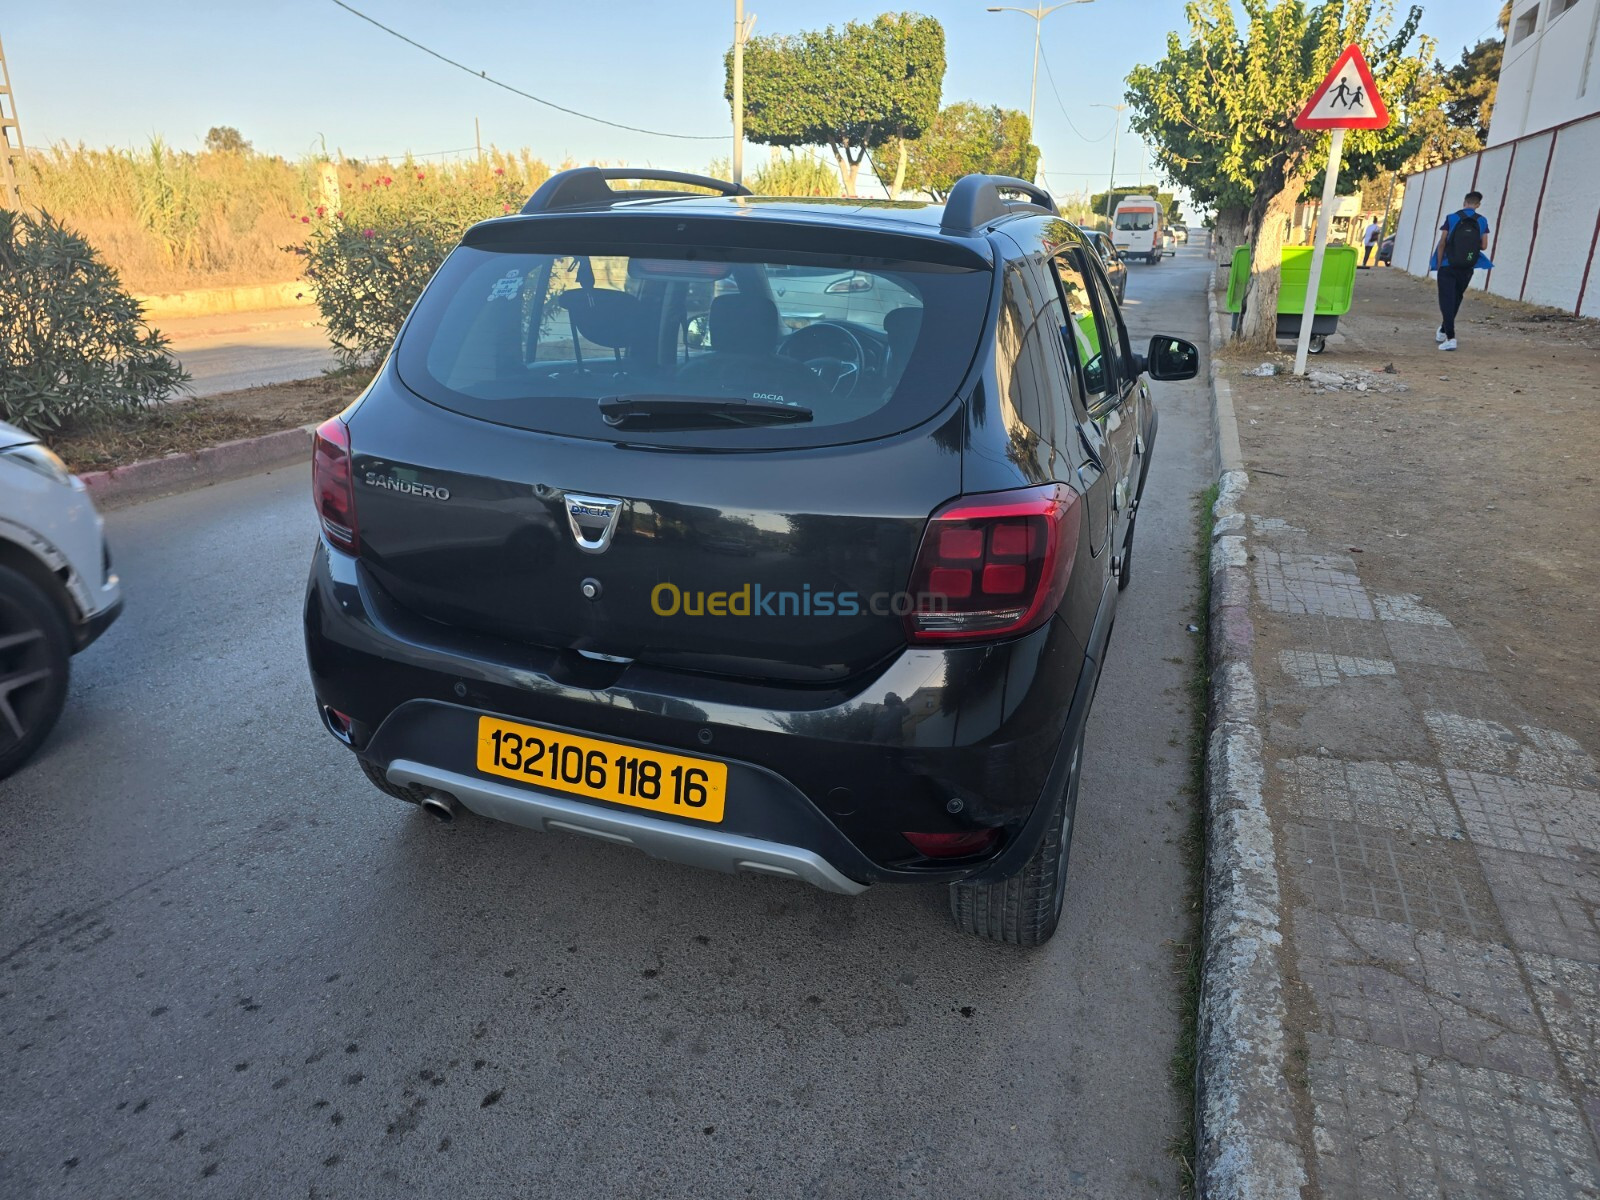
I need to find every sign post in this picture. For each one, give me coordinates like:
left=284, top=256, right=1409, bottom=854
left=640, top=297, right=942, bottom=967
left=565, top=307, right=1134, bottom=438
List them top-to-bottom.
left=1291, top=44, right=1390, bottom=376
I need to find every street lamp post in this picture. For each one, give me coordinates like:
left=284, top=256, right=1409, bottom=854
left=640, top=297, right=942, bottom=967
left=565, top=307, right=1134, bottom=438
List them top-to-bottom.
left=731, top=1, right=757, bottom=188
left=985, top=2, right=1095, bottom=135
left=1091, top=101, right=1125, bottom=225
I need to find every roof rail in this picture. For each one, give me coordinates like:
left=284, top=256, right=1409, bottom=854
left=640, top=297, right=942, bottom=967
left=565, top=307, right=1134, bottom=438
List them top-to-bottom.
left=521, top=167, right=751, bottom=215
left=939, top=174, right=1058, bottom=235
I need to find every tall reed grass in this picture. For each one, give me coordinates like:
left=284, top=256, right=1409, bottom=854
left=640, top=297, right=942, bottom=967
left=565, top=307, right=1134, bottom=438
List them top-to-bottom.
left=19, top=141, right=563, bottom=293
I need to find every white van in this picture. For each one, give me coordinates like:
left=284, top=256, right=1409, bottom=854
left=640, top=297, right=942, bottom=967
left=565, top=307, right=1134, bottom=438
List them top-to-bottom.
left=1112, top=197, right=1168, bottom=265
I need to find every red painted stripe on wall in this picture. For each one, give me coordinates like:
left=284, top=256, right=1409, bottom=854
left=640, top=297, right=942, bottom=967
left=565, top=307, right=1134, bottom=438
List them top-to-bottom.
left=1486, top=140, right=1518, bottom=292
left=1573, top=202, right=1600, bottom=315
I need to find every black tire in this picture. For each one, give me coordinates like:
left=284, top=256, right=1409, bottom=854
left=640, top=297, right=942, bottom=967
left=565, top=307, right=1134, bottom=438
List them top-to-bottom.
left=1309, top=334, right=1326, bottom=355
left=0, top=564, right=72, bottom=781
left=948, top=734, right=1083, bottom=946
left=358, top=755, right=422, bottom=804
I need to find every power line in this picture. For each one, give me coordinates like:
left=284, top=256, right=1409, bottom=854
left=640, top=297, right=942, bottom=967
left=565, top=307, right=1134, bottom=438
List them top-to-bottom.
left=329, top=1, right=726, bottom=141
left=1037, top=45, right=1112, bottom=143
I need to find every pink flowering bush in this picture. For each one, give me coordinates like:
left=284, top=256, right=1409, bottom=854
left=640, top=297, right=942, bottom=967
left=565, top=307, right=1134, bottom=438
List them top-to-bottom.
left=301, top=155, right=538, bottom=368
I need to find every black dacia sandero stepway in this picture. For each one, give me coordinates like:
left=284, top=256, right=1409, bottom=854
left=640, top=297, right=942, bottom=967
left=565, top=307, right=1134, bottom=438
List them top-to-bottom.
left=303, top=168, right=1199, bottom=946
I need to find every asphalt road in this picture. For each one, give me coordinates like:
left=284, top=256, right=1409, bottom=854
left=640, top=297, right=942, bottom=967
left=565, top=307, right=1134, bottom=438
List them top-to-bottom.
left=1, top=247, right=1215, bottom=1200
left=160, top=310, right=338, bottom=397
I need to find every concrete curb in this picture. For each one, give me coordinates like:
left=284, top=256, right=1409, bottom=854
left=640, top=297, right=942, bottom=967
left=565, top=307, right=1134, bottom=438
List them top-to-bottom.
left=1195, top=269, right=1308, bottom=1198
left=134, top=282, right=314, bottom=320
left=79, top=424, right=316, bottom=510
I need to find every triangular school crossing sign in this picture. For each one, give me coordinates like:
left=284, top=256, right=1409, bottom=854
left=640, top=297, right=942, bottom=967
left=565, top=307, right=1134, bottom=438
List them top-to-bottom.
left=1295, top=44, right=1390, bottom=130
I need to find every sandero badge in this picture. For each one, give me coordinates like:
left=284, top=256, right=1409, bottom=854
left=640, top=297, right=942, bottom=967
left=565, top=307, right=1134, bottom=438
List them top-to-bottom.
left=362, top=470, right=451, bottom=501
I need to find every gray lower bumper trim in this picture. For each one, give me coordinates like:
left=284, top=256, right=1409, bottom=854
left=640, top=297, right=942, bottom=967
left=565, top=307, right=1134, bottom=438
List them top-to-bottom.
left=385, top=760, right=869, bottom=896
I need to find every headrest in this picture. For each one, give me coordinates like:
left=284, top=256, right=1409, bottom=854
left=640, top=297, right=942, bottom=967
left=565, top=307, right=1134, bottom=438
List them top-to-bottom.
left=557, top=288, right=640, bottom=349
left=708, top=293, right=781, bottom=357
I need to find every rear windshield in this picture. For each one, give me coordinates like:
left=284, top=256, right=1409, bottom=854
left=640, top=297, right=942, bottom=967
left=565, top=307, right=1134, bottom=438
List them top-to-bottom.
left=1115, top=210, right=1157, bottom=231
left=394, top=235, right=991, bottom=446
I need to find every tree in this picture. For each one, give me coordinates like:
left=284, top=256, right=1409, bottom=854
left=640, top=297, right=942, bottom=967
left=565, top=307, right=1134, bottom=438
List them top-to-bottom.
left=1127, top=1, right=1430, bottom=345
left=1407, top=3, right=1507, bottom=169
left=728, top=12, right=945, bottom=197
left=903, top=102, right=1038, bottom=200
left=203, top=126, right=250, bottom=154
left=1089, top=188, right=1178, bottom=221
left=0, top=209, right=187, bottom=434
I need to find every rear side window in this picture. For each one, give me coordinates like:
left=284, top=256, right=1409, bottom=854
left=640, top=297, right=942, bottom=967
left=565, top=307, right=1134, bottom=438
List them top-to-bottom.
left=395, top=237, right=990, bottom=448
left=1051, top=252, right=1115, bottom=411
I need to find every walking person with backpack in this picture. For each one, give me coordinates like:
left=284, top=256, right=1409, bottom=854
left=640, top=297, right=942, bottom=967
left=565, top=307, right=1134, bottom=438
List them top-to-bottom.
left=1431, top=190, right=1493, bottom=351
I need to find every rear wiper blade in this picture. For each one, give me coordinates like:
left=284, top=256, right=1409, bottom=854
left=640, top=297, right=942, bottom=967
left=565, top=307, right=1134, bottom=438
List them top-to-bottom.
left=598, top=394, right=813, bottom=427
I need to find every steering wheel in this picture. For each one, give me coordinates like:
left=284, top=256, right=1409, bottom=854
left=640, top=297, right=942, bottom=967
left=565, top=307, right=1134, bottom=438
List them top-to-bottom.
left=779, top=322, right=866, bottom=398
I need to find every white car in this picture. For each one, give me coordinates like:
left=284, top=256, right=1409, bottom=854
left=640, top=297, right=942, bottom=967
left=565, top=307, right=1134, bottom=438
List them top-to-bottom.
left=0, top=421, right=122, bottom=778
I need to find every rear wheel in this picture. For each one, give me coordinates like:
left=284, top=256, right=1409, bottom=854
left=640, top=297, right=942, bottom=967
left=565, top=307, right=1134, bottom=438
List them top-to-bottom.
left=0, top=565, right=72, bottom=781
left=948, top=735, right=1082, bottom=946
left=358, top=755, right=422, bottom=804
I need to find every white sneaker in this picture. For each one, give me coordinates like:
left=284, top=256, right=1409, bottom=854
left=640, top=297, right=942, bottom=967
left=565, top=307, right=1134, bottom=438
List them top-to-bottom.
left=1435, top=327, right=1446, bottom=343
left=1439, top=339, right=1457, bottom=351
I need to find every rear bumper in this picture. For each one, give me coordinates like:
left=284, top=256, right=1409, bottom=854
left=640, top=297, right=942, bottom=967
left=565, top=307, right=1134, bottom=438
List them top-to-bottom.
left=305, top=541, right=1110, bottom=890
left=387, top=758, right=868, bottom=894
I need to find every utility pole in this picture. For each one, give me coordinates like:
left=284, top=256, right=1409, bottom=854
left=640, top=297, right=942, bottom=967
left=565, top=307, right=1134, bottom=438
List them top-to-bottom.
left=731, top=1, right=756, bottom=188
left=986, top=2, right=1096, bottom=136
left=0, top=36, right=27, bottom=209
left=1091, top=102, right=1125, bottom=225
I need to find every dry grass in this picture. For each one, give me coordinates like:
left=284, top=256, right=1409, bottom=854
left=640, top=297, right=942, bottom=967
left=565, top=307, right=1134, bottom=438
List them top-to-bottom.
left=53, top=376, right=365, bottom=474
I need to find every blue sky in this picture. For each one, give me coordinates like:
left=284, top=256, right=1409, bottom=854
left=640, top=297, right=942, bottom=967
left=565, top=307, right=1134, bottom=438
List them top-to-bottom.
left=10, top=0, right=1507, bottom=205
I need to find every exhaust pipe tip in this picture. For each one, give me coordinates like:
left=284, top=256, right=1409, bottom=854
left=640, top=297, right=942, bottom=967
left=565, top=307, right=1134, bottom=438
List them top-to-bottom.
left=420, top=790, right=462, bottom=824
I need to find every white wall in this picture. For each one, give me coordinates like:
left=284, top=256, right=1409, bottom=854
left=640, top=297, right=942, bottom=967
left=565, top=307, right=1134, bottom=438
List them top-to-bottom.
left=1489, top=0, right=1600, bottom=144
left=1390, top=110, right=1600, bottom=315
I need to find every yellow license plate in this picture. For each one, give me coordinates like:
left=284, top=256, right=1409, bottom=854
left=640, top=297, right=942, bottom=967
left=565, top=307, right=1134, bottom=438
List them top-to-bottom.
left=475, top=715, right=727, bottom=823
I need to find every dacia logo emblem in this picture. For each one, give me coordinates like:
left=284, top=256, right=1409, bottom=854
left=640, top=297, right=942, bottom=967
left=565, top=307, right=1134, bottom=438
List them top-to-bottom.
left=564, top=493, right=623, bottom=554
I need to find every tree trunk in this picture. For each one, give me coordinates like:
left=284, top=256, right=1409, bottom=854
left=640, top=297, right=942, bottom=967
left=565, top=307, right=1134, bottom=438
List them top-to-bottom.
left=888, top=140, right=907, bottom=202
left=833, top=146, right=863, bottom=198
left=1237, top=167, right=1306, bottom=348
left=1213, top=206, right=1247, bottom=263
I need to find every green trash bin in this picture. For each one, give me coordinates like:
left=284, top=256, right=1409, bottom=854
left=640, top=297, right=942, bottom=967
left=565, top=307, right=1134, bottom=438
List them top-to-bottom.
left=1225, top=244, right=1358, bottom=354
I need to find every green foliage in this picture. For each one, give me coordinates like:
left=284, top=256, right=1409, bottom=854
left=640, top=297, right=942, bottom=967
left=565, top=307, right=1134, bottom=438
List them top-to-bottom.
left=1126, top=1, right=1431, bottom=211
left=1126, top=1, right=1432, bottom=340
left=1407, top=8, right=1506, bottom=170
left=729, top=12, right=946, bottom=193
left=903, top=102, right=1038, bottom=200
left=204, top=126, right=251, bottom=154
left=751, top=153, right=842, bottom=196
left=299, top=164, right=531, bottom=369
left=1089, top=189, right=1178, bottom=219
left=0, top=209, right=188, bottom=435
left=301, top=220, right=455, bottom=370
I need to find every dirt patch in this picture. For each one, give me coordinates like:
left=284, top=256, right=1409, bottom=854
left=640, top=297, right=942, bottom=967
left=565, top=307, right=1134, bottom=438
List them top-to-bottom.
left=1223, top=266, right=1600, bottom=737
left=53, top=375, right=366, bottom=475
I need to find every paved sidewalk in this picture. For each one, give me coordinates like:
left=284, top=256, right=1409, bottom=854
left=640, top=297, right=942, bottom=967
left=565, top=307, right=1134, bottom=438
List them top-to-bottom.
left=1200, top=268, right=1600, bottom=1198
left=1239, top=507, right=1600, bottom=1197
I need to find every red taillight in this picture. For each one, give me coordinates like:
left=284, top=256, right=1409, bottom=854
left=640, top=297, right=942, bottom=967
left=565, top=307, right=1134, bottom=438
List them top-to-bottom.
left=312, top=417, right=358, bottom=553
left=904, top=484, right=1081, bottom=643
left=903, top=829, right=1002, bottom=858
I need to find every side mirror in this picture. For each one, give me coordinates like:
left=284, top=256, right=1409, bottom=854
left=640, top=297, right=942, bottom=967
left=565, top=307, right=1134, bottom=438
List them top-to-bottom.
left=1146, top=335, right=1199, bottom=381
